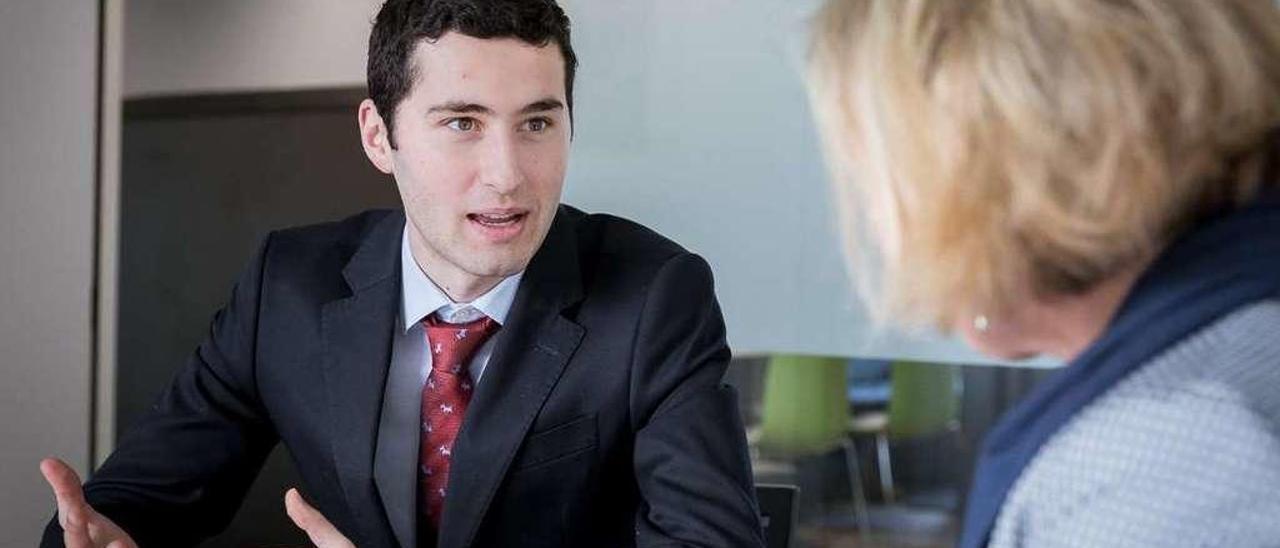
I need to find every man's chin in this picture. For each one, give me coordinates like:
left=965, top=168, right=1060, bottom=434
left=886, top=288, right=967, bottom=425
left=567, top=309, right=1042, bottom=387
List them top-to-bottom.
left=462, top=256, right=533, bottom=280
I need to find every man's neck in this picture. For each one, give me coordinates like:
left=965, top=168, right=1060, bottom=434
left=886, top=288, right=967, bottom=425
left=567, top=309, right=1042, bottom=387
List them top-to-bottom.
left=408, top=233, right=502, bottom=304
left=428, top=270, right=502, bottom=304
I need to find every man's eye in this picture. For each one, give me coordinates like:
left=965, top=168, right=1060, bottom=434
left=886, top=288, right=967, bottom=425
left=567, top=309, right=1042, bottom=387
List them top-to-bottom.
left=446, top=118, right=478, bottom=132
left=525, top=118, right=550, bottom=132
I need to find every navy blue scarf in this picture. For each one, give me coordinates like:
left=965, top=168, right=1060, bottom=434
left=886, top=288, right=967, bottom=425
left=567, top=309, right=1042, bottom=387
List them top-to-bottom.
left=960, top=190, right=1280, bottom=548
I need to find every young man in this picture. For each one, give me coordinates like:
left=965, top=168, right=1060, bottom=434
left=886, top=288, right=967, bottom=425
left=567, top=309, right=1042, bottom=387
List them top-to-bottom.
left=40, top=1, right=766, bottom=546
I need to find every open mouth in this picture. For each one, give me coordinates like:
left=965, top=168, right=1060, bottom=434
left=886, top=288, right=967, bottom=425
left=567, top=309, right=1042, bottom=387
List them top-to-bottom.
left=466, top=210, right=530, bottom=243
left=467, top=212, right=526, bottom=226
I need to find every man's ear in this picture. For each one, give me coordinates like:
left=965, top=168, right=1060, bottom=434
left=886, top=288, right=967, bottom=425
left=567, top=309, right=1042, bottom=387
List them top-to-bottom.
left=358, top=99, right=394, bottom=174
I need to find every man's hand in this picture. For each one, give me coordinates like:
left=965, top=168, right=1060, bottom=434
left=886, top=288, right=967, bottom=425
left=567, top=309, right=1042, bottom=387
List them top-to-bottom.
left=39, top=458, right=138, bottom=548
left=285, top=488, right=355, bottom=548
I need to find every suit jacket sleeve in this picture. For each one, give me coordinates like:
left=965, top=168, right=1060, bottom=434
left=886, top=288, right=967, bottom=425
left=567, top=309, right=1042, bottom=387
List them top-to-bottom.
left=42, top=235, right=280, bottom=547
left=630, top=253, right=767, bottom=547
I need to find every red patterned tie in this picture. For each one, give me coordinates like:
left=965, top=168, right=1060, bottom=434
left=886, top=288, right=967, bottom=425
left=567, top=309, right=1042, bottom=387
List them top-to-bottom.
left=418, top=312, right=500, bottom=532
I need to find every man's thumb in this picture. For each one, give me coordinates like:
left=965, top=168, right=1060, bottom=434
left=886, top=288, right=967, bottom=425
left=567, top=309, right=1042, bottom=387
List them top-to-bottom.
left=40, top=458, right=89, bottom=530
left=285, top=488, right=352, bottom=547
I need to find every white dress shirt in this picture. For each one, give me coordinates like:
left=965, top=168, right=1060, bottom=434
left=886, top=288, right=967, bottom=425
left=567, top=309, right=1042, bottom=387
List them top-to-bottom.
left=374, top=225, right=524, bottom=547
left=397, top=226, right=522, bottom=385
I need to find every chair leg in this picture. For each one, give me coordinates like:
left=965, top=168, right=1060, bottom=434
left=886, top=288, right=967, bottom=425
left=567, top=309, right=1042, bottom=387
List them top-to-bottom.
left=875, top=432, right=895, bottom=504
left=840, top=439, right=872, bottom=536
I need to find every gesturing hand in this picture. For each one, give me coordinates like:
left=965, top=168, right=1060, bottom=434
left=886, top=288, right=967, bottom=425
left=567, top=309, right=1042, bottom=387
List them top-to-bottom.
left=43, top=457, right=355, bottom=547
left=39, top=458, right=138, bottom=548
left=285, top=488, right=356, bottom=548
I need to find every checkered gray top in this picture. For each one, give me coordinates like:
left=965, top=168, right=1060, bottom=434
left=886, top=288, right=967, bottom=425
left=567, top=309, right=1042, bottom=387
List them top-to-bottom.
left=989, top=300, right=1280, bottom=548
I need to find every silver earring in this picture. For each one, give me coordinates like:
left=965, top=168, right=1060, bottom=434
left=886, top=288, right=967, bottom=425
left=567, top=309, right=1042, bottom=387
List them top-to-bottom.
left=973, top=315, right=991, bottom=333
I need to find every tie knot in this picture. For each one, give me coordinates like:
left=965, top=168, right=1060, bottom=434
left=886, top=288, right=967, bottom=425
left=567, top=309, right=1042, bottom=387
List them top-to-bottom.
left=424, top=313, right=500, bottom=376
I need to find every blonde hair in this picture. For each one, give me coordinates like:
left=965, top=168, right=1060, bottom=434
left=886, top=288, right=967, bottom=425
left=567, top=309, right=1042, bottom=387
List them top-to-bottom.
left=809, top=0, right=1280, bottom=329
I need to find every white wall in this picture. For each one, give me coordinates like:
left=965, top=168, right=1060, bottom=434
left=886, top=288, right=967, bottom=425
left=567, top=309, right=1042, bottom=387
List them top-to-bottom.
left=122, top=0, right=1033, bottom=365
left=561, top=0, right=1006, bottom=363
left=0, top=1, right=98, bottom=545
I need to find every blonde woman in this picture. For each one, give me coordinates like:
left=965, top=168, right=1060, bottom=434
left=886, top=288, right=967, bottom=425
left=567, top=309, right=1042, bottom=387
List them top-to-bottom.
left=808, top=0, right=1280, bottom=546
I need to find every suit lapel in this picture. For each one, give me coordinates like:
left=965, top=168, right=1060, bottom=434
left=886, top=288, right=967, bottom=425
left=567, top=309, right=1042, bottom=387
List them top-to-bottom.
left=438, top=208, right=586, bottom=548
left=320, top=211, right=404, bottom=544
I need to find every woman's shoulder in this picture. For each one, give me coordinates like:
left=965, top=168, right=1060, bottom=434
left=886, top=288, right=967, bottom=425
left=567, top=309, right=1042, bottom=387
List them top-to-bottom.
left=1043, top=297, right=1280, bottom=469
left=1074, top=299, right=1280, bottom=458
left=1117, top=299, right=1280, bottom=423
left=992, top=300, right=1280, bottom=546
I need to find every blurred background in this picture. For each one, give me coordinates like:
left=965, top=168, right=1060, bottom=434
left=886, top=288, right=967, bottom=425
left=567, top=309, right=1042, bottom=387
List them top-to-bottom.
left=0, top=1, right=1058, bottom=546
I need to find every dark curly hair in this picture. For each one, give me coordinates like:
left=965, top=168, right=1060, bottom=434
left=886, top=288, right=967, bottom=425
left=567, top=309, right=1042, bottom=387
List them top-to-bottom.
left=367, top=0, right=577, bottom=148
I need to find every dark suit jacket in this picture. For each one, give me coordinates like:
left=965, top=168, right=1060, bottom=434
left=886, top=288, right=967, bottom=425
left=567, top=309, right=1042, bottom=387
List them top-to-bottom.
left=43, top=206, right=765, bottom=547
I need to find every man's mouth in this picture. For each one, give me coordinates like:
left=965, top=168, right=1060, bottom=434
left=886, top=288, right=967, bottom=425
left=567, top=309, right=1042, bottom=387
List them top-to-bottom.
left=466, top=210, right=530, bottom=243
left=467, top=212, right=526, bottom=226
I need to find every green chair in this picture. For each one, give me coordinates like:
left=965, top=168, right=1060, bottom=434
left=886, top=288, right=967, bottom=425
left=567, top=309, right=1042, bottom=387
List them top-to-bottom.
left=756, top=354, right=870, bottom=533
left=849, top=360, right=960, bottom=503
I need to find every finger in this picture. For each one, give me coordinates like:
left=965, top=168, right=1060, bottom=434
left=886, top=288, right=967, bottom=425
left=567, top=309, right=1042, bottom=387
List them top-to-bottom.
left=39, top=458, right=93, bottom=548
left=40, top=458, right=88, bottom=509
left=285, top=488, right=351, bottom=547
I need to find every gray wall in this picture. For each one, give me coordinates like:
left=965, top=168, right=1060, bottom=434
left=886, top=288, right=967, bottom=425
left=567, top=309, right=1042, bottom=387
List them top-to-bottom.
left=0, top=1, right=98, bottom=546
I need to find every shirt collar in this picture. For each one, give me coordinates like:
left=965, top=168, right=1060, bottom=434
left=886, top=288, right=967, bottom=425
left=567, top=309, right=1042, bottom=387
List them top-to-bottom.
left=400, top=226, right=524, bottom=332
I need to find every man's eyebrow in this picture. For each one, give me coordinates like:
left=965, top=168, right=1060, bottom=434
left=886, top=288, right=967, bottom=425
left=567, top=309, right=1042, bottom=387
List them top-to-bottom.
left=520, top=99, right=565, bottom=114
left=426, top=101, right=493, bottom=115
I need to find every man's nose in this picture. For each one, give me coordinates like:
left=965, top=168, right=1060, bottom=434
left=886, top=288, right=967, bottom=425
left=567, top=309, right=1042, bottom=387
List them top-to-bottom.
left=479, top=133, right=523, bottom=195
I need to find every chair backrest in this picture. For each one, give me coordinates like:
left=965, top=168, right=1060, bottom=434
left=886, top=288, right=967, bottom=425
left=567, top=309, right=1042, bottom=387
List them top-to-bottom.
left=758, top=354, right=848, bottom=456
left=888, top=360, right=959, bottom=438
left=755, top=483, right=799, bottom=548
